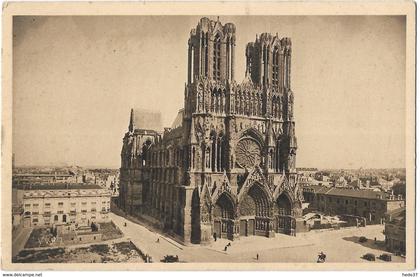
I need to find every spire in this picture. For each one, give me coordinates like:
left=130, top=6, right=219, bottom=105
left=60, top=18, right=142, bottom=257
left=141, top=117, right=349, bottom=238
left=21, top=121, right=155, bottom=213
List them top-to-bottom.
left=128, top=108, right=134, bottom=132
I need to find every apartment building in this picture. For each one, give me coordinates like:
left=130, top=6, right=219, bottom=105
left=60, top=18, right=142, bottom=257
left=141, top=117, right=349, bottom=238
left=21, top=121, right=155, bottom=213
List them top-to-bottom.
left=21, top=183, right=112, bottom=228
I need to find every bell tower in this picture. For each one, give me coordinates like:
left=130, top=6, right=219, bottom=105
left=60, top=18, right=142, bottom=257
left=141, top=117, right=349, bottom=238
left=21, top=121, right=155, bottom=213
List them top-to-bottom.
left=187, top=17, right=236, bottom=84
left=245, top=34, right=291, bottom=91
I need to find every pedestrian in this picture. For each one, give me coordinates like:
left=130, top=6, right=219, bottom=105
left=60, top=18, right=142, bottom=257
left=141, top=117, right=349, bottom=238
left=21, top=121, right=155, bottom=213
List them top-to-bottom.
left=213, top=232, right=217, bottom=242
left=224, top=246, right=228, bottom=251
left=317, top=252, right=326, bottom=263
left=256, top=253, right=259, bottom=260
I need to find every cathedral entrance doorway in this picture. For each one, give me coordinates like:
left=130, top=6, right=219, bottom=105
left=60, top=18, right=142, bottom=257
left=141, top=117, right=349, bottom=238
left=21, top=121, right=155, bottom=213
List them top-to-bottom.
left=239, top=183, right=270, bottom=237
left=213, top=193, right=235, bottom=240
left=275, top=193, right=293, bottom=235
left=239, top=218, right=256, bottom=236
left=239, top=220, right=247, bottom=236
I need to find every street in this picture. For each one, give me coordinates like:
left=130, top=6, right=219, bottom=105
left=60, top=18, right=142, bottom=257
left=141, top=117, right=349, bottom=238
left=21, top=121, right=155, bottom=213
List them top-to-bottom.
left=109, top=213, right=406, bottom=263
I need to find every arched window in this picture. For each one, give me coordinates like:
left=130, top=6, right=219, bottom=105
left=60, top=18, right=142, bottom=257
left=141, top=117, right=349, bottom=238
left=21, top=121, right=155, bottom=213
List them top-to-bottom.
left=201, top=31, right=209, bottom=77
left=205, top=33, right=209, bottom=76
left=213, top=34, right=221, bottom=81
left=226, top=37, right=231, bottom=79
left=263, top=45, right=267, bottom=86
left=272, top=46, right=280, bottom=86
left=211, top=90, right=215, bottom=112
left=220, top=90, right=225, bottom=113
left=215, top=91, right=220, bottom=113
left=235, top=92, right=240, bottom=114
left=238, top=92, right=243, bottom=114
left=244, top=92, right=248, bottom=115
left=249, top=93, right=254, bottom=116
left=252, top=93, right=257, bottom=116
left=256, top=93, right=261, bottom=116
left=275, top=97, right=280, bottom=118
left=211, top=134, right=217, bottom=172
left=216, top=135, right=227, bottom=172
left=192, top=147, right=195, bottom=168
left=269, top=149, right=274, bottom=169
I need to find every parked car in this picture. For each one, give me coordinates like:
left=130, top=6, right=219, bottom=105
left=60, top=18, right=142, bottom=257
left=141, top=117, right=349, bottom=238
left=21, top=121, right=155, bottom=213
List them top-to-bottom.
left=359, top=236, right=368, bottom=243
left=362, top=253, right=376, bottom=261
left=379, top=253, right=392, bottom=262
left=161, top=255, right=179, bottom=263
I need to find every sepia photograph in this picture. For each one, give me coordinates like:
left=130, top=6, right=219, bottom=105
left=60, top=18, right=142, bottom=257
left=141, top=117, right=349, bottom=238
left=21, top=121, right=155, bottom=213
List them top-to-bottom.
left=1, top=1, right=416, bottom=271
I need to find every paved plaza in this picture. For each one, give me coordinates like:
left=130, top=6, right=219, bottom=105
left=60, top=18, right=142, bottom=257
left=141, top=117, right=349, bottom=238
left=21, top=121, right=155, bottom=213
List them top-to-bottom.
left=110, top=213, right=406, bottom=263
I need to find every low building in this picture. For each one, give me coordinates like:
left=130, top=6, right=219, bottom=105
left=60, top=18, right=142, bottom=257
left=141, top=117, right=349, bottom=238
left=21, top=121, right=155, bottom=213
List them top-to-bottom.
left=297, top=168, right=318, bottom=178
left=13, top=172, right=79, bottom=185
left=298, top=175, right=318, bottom=187
left=20, top=183, right=112, bottom=228
left=302, top=185, right=405, bottom=224
left=384, top=207, right=405, bottom=255
left=54, top=222, right=103, bottom=245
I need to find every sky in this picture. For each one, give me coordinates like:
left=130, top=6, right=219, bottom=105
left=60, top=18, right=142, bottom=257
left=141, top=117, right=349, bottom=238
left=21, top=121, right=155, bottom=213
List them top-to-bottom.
left=12, top=16, right=406, bottom=169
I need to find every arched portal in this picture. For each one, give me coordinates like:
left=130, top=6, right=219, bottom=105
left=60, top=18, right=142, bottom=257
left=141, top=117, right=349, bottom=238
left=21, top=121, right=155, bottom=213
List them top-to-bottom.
left=239, top=183, right=271, bottom=237
left=213, top=193, right=235, bottom=240
left=275, top=193, right=294, bottom=235
left=277, top=193, right=291, bottom=215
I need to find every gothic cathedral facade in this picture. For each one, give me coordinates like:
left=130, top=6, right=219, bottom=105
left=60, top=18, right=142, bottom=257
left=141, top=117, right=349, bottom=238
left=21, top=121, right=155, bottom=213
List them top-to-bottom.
left=119, top=17, right=306, bottom=244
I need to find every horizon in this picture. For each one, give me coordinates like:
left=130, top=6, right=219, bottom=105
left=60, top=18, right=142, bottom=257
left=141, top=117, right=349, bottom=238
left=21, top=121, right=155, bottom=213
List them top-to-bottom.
left=13, top=16, right=406, bottom=169
left=12, top=163, right=406, bottom=171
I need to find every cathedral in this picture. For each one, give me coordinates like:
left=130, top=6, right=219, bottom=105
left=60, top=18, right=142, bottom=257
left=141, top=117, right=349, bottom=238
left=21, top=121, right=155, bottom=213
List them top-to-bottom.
left=119, top=17, right=306, bottom=244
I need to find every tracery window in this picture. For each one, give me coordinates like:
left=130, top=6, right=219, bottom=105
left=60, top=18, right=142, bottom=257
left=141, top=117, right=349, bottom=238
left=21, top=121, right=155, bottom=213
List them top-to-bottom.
left=205, top=33, right=209, bottom=76
left=213, top=34, right=221, bottom=81
left=263, top=45, right=268, bottom=86
left=272, top=46, right=280, bottom=86
left=211, top=133, right=226, bottom=172
left=235, top=138, right=262, bottom=169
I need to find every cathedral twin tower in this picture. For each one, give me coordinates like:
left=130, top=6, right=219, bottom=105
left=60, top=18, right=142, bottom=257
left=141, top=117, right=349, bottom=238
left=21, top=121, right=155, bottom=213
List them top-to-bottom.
left=119, top=17, right=304, bottom=244
left=186, top=18, right=294, bottom=120
left=187, top=18, right=292, bottom=89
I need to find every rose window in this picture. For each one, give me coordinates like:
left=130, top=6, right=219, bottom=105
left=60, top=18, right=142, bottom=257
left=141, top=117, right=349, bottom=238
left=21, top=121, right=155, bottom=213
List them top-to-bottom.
left=235, top=138, right=261, bottom=169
